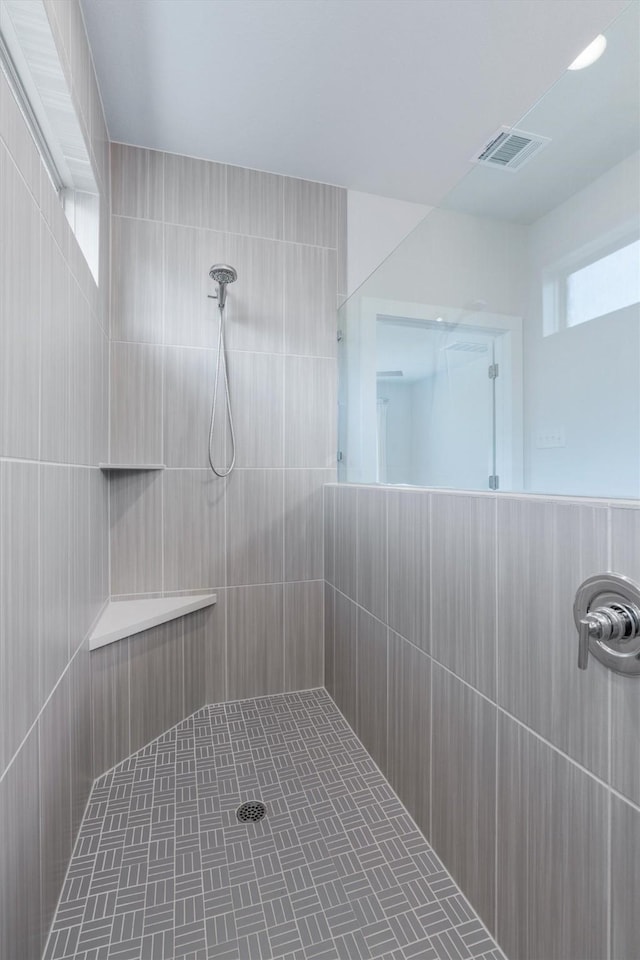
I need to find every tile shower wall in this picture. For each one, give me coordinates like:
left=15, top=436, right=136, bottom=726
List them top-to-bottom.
left=0, top=2, right=110, bottom=958
left=98, top=144, right=344, bottom=774
left=324, top=484, right=640, bottom=960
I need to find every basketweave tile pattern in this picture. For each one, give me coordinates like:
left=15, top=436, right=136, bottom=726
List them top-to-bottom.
left=45, top=689, right=504, bottom=960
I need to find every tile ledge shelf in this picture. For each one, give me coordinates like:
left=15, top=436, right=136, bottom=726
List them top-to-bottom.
left=99, top=464, right=165, bottom=471
left=89, top=594, right=217, bottom=651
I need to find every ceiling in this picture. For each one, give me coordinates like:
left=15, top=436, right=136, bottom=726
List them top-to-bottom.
left=81, top=0, right=630, bottom=205
left=445, top=0, right=640, bottom=222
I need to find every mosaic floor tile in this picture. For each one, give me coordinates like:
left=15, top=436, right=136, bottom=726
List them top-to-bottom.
left=45, top=690, right=505, bottom=960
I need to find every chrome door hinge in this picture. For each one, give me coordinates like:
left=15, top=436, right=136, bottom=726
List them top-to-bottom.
left=337, top=329, right=344, bottom=342
left=488, top=363, right=499, bottom=379
left=337, top=451, right=344, bottom=462
left=488, top=475, right=499, bottom=490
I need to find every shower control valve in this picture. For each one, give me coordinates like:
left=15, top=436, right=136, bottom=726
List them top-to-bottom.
left=574, top=574, right=640, bottom=676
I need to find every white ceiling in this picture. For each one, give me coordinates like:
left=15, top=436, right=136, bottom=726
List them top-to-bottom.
left=81, top=0, right=630, bottom=205
left=446, top=0, right=640, bottom=222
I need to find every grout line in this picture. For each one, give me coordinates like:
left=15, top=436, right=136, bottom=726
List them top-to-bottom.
left=110, top=213, right=341, bottom=254
left=282, top=240, right=287, bottom=690
left=112, top=337, right=336, bottom=363
left=0, top=455, right=102, bottom=469
left=324, top=481, right=640, bottom=510
left=385, top=492, right=390, bottom=778
left=428, top=492, right=434, bottom=844
left=494, top=494, right=500, bottom=939
left=606, top=505, right=613, bottom=960
left=330, top=582, right=640, bottom=817
left=0, top=620, right=97, bottom=787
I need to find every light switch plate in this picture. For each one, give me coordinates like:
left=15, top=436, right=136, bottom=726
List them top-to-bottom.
left=535, top=428, right=566, bottom=449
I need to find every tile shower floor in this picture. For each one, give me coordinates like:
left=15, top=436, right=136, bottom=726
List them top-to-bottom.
left=45, top=689, right=504, bottom=960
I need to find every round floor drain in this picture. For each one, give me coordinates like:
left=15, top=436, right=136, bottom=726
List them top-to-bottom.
left=236, top=800, right=266, bottom=823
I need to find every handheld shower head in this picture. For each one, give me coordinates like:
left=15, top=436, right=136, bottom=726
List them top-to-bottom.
left=209, top=263, right=237, bottom=308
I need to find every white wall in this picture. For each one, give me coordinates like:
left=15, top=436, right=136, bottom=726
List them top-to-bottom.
left=525, top=151, right=640, bottom=497
left=347, top=190, right=429, bottom=296
left=376, top=380, right=413, bottom=483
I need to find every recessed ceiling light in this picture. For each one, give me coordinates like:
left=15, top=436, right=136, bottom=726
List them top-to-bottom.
left=568, top=35, right=607, bottom=70
left=435, top=316, right=444, bottom=322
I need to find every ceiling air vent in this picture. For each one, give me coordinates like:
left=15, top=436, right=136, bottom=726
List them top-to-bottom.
left=472, top=126, right=550, bottom=171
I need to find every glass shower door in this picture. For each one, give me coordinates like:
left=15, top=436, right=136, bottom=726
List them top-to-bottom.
left=374, top=317, right=497, bottom=490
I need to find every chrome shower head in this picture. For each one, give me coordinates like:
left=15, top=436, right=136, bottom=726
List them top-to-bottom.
left=209, top=263, right=237, bottom=308
left=209, top=264, right=237, bottom=284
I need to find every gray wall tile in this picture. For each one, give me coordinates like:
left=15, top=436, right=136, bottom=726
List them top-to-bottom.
left=0, top=8, right=108, bottom=953
left=0, top=68, right=42, bottom=198
left=111, top=142, right=164, bottom=219
left=0, top=144, right=41, bottom=459
left=105, top=151, right=343, bottom=757
left=164, top=153, right=226, bottom=230
left=226, top=165, right=283, bottom=240
left=283, top=178, right=339, bottom=247
left=336, top=188, right=348, bottom=298
left=111, top=216, right=163, bottom=343
left=163, top=224, right=228, bottom=348
left=225, top=234, right=285, bottom=354
left=40, top=236, right=71, bottom=463
left=284, top=244, right=337, bottom=357
left=68, top=283, right=93, bottom=464
left=110, top=342, right=163, bottom=465
left=163, top=346, right=221, bottom=469
left=228, top=351, right=284, bottom=467
left=284, top=356, right=336, bottom=467
left=0, top=461, right=40, bottom=773
left=40, top=465, right=71, bottom=701
left=69, top=466, right=91, bottom=646
left=88, top=469, right=109, bottom=631
left=163, top=469, right=226, bottom=591
left=226, top=469, right=284, bottom=586
left=110, top=470, right=163, bottom=596
left=284, top=470, right=332, bottom=582
left=323, top=484, right=335, bottom=586
left=334, top=484, right=357, bottom=600
left=356, top=487, right=387, bottom=623
left=387, top=489, right=430, bottom=651
left=431, top=493, right=496, bottom=697
left=497, top=497, right=609, bottom=779
left=610, top=506, right=640, bottom=805
left=284, top=580, right=324, bottom=691
left=324, top=583, right=335, bottom=697
left=227, top=584, right=284, bottom=699
left=333, top=591, right=357, bottom=730
left=201, top=592, right=227, bottom=706
left=183, top=609, right=208, bottom=718
left=356, top=609, right=388, bottom=774
left=129, top=620, right=184, bottom=754
left=388, top=631, right=430, bottom=838
left=91, top=638, right=130, bottom=777
left=69, top=640, right=93, bottom=838
left=432, top=664, right=496, bottom=932
left=611, top=668, right=640, bottom=807
left=39, top=674, right=72, bottom=944
left=497, top=714, right=608, bottom=960
left=0, top=726, right=41, bottom=960
left=611, top=795, right=640, bottom=960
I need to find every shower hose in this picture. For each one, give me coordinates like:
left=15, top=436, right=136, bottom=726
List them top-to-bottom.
left=208, top=301, right=236, bottom=477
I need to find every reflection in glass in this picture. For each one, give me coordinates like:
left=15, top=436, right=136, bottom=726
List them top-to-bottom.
left=338, top=1, right=639, bottom=500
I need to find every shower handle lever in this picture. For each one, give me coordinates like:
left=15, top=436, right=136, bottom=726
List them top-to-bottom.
left=574, top=573, right=640, bottom=675
left=578, top=604, right=640, bottom=670
left=578, top=610, right=613, bottom=669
